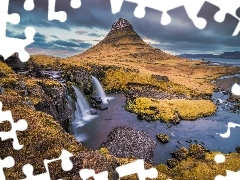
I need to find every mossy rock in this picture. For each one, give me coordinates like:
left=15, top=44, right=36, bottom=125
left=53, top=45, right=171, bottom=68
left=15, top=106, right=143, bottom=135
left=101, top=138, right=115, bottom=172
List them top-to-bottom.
left=156, top=133, right=170, bottom=144
left=189, top=144, right=206, bottom=159
left=235, top=145, right=240, bottom=153
left=171, top=147, right=188, bottom=161
left=167, top=158, right=179, bottom=168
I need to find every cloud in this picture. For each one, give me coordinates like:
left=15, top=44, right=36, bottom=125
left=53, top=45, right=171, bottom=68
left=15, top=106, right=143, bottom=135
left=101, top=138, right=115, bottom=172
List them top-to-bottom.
left=7, top=0, right=240, bottom=56
left=75, top=30, right=88, bottom=35
left=87, top=32, right=104, bottom=37
left=51, top=35, right=59, bottom=39
left=52, top=40, right=92, bottom=48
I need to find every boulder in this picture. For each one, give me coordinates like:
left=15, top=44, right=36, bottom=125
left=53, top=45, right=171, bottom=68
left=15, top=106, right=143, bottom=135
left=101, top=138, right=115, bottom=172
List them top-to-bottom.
left=91, top=96, right=103, bottom=104
left=100, top=127, right=156, bottom=163
left=156, top=133, right=170, bottom=144
left=188, top=144, right=206, bottom=159
left=171, top=147, right=188, bottom=161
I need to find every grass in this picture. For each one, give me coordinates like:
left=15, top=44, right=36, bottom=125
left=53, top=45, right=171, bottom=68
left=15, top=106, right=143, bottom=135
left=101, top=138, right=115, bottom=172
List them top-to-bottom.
left=103, top=68, right=197, bottom=97
left=126, top=97, right=217, bottom=122
left=156, top=152, right=240, bottom=180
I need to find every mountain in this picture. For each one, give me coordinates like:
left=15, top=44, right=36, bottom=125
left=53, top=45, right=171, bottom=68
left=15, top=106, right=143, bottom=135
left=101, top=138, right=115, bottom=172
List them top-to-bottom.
left=74, top=18, right=176, bottom=63
left=179, top=51, right=240, bottom=59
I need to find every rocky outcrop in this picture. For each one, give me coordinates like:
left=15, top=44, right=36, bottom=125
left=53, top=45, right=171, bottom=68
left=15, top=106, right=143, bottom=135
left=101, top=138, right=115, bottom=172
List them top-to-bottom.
left=34, top=84, right=72, bottom=132
left=100, top=127, right=156, bottom=163
left=156, top=133, right=170, bottom=144
left=167, top=144, right=208, bottom=168
left=49, top=151, right=120, bottom=179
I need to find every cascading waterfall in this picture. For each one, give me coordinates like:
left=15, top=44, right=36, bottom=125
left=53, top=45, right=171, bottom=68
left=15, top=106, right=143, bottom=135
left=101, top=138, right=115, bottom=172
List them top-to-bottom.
left=91, top=76, right=113, bottom=104
left=72, top=85, right=95, bottom=122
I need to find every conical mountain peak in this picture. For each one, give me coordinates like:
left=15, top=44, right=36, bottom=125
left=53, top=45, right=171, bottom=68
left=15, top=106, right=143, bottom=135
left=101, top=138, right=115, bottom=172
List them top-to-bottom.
left=80, top=18, right=175, bottom=61
left=111, top=18, right=133, bottom=31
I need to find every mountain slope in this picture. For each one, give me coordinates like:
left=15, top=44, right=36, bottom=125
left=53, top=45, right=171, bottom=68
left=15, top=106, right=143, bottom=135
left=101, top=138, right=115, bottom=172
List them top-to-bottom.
left=75, top=18, right=175, bottom=63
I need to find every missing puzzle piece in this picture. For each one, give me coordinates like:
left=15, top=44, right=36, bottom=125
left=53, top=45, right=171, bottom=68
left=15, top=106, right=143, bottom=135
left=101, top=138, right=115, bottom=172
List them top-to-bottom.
left=0, top=0, right=35, bottom=62
left=48, top=0, right=82, bottom=22
left=110, top=0, right=207, bottom=29
left=110, top=0, right=240, bottom=35
left=0, top=101, right=28, bottom=150
left=21, top=150, right=73, bottom=180
left=0, top=156, right=15, bottom=180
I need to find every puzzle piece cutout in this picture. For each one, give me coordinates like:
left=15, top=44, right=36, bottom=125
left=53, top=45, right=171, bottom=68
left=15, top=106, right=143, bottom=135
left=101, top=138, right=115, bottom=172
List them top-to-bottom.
left=0, top=0, right=35, bottom=62
left=1, top=0, right=82, bottom=62
left=47, top=0, right=82, bottom=22
left=110, top=0, right=240, bottom=36
left=213, top=83, right=240, bottom=179
left=231, top=83, right=240, bottom=96
left=0, top=101, right=28, bottom=150
left=216, top=122, right=240, bottom=138
left=21, top=149, right=73, bottom=180
left=0, top=156, right=15, bottom=180
left=116, top=159, right=158, bottom=180
left=79, top=169, right=108, bottom=180
left=215, top=170, right=240, bottom=180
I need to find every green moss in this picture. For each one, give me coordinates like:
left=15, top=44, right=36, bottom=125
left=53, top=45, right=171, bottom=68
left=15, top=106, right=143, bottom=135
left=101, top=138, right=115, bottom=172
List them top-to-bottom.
left=0, top=61, right=14, bottom=76
left=0, top=77, right=18, bottom=88
left=126, top=97, right=216, bottom=122
left=0, top=102, right=86, bottom=180
left=156, top=152, right=240, bottom=180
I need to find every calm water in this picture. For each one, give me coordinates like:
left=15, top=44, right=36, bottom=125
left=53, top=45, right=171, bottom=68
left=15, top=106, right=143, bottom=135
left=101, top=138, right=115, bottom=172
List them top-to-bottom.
left=193, top=57, right=240, bottom=66
left=70, top=91, right=240, bottom=165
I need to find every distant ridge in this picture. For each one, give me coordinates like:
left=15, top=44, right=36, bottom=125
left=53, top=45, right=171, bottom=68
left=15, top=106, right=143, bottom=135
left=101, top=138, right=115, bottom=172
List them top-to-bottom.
left=75, top=18, right=177, bottom=62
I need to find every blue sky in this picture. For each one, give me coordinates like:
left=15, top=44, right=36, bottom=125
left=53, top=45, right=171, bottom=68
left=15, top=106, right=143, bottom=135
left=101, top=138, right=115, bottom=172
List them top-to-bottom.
left=6, top=0, right=240, bottom=57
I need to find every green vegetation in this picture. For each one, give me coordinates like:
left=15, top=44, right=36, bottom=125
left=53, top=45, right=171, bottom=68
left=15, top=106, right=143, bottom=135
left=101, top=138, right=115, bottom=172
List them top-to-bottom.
left=0, top=61, right=14, bottom=76
left=103, top=68, right=197, bottom=97
left=126, top=97, right=216, bottom=122
left=156, top=151, right=240, bottom=180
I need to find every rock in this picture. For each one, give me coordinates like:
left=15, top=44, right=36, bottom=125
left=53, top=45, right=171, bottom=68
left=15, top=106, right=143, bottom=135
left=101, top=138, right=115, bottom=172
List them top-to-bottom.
left=151, top=74, right=169, bottom=82
left=0, top=85, right=4, bottom=94
left=33, top=85, right=72, bottom=132
left=91, top=96, right=103, bottom=104
left=100, top=105, right=108, bottom=110
left=90, top=109, right=97, bottom=115
left=137, top=113, right=152, bottom=121
left=171, top=118, right=180, bottom=125
left=100, top=127, right=156, bottom=163
left=156, top=133, right=170, bottom=144
left=188, top=144, right=206, bottom=159
left=235, top=145, right=240, bottom=153
left=171, top=147, right=188, bottom=161
left=50, top=151, right=120, bottom=180
left=167, top=158, right=179, bottom=168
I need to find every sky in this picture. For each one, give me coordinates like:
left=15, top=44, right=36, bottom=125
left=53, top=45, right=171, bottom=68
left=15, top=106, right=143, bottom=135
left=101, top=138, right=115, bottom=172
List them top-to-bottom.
left=6, top=0, right=240, bottom=57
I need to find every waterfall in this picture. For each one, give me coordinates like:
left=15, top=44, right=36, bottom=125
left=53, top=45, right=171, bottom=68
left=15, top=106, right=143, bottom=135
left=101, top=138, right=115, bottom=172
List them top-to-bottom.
left=91, top=76, right=113, bottom=104
left=72, top=85, right=95, bottom=122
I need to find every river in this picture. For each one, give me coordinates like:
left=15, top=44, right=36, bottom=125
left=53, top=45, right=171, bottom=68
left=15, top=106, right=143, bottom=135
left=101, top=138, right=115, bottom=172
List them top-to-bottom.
left=70, top=89, right=240, bottom=165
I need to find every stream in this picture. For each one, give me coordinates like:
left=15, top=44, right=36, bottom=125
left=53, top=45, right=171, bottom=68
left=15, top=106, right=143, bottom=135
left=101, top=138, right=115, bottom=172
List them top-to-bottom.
left=70, top=88, right=240, bottom=165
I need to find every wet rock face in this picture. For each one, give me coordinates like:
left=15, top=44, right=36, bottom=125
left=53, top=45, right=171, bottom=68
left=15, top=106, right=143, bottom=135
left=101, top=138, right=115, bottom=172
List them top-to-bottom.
left=32, top=84, right=72, bottom=132
left=100, top=127, right=156, bottom=164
